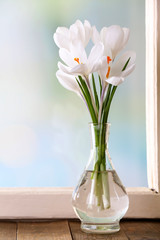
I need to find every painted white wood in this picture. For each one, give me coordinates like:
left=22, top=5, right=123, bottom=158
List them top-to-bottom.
left=146, top=0, right=160, bottom=192
left=0, top=187, right=159, bottom=219
left=126, top=187, right=160, bottom=218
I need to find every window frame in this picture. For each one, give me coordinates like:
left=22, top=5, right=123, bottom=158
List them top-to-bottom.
left=0, top=0, right=159, bottom=219
left=146, top=0, right=160, bottom=193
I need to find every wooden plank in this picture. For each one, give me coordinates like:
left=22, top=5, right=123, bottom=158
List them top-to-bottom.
left=69, top=220, right=128, bottom=240
left=121, top=220, right=160, bottom=240
left=17, top=221, right=72, bottom=240
left=146, top=221, right=160, bottom=232
left=0, top=222, right=17, bottom=240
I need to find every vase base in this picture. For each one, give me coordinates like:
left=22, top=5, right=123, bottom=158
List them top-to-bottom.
left=81, top=222, right=120, bottom=234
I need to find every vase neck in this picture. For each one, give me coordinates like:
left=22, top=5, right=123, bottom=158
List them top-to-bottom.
left=86, top=123, right=114, bottom=171
left=90, top=123, right=110, bottom=149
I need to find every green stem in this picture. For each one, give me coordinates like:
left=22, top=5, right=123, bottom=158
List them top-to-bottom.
left=103, top=84, right=112, bottom=111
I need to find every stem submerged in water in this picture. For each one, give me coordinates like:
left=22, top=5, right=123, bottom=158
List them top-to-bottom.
left=89, top=124, right=111, bottom=210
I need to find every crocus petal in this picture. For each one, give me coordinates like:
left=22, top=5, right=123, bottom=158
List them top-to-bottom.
left=70, top=20, right=85, bottom=45
left=76, top=20, right=85, bottom=43
left=84, top=20, right=92, bottom=46
left=103, top=25, right=124, bottom=59
left=92, top=26, right=101, bottom=44
left=55, top=27, right=69, bottom=35
left=56, top=27, right=69, bottom=38
left=100, top=27, right=108, bottom=44
left=122, top=28, right=130, bottom=49
left=53, top=32, right=70, bottom=50
left=69, top=42, right=87, bottom=63
left=87, top=42, right=104, bottom=72
left=103, top=47, right=112, bottom=60
left=59, top=48, right=76, bottom=67
left=111, top=51, right=136, bottom=75
left=97, top=56, right=108, bottom=79
left=58, top=61, right=88, bottom=76
left=91, top=61, right=103, bottom=73
left=58, top=62, right=71, bottom=74
left=69, top=63, right=88, bottom=75
left=121, top=64, right=136, bottom=78
left=56, top=70, right=80, bottom=95
left=106, top=76, right=124, bottom=86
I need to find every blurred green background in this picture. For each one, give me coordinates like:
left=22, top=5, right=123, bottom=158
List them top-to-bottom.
left=0, top=0, right=147, bottom=187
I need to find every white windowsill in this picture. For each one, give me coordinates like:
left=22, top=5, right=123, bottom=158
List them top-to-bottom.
left=0, top=187, right=159, bottom=219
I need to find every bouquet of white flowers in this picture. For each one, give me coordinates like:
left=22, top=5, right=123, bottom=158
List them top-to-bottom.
left=54, top=20, right=136, bottom=234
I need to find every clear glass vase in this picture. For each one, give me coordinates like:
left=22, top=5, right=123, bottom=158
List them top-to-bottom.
left=72, top=123, right=129, bottom=234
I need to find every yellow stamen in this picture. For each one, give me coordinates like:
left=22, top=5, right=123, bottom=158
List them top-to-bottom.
left=74, top=58, right=80, bottom=64
left=106, top=66, right=111, bottom=79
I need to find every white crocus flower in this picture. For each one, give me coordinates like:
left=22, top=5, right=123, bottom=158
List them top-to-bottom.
left=54, top=20, right=92, bottom=51
left=92, top=25, right=130, bottom=60
left=57, top=42, right=104, bottom=117
left=58, top=42, right=104, bottom=78
left=99, top=51, right=136, bottom=86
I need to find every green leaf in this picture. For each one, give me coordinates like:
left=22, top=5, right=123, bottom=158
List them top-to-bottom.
left=122, top=57, right=131, bottom=71
left=92, top=74, right=99, bottom=111
left=99, top=75, right=102, bottom=97
left=76, top=76, right=98, bottom=123
left=78, top=76, right=91, bottom=101
left=102, top=86, right=117, bottom=123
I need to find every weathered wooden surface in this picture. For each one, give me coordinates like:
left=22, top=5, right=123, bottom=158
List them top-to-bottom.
left=0, top=220, right=159, bottom=239
left=121, top=220, right=160, bottom=240
left=17, top=221, right=72, bottom=240
left=0, top=222, right=17, bottom=240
